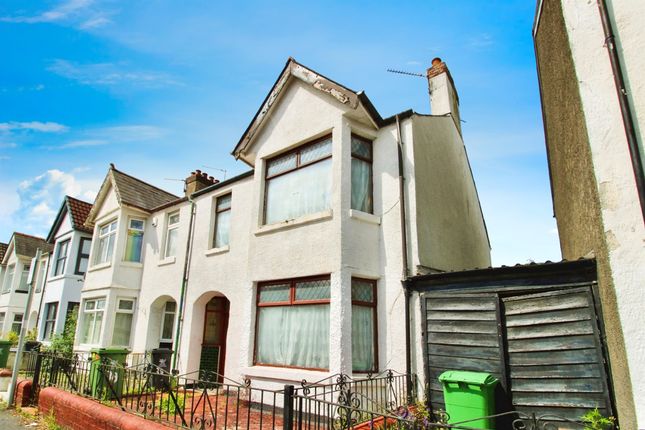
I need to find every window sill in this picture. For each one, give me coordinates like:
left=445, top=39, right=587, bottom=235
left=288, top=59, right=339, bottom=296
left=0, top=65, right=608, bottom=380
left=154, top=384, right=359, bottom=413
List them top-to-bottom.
left=349, top=209, right=380, bottom=225
left=256, top=210, right=333, bottom=236
left=205, top=246, right=230, bottom=257
left=158, top=256, right=176, bottom=267
left=121, top=261, right=143, bottom=268
left=88, top=262, right=111, bottom=273
left=242, top=365, right=330, bottom=383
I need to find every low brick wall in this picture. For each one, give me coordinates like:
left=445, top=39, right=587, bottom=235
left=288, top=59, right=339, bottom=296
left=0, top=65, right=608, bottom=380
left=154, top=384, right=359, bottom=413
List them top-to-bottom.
left=14, top=379, right=32, bottom=407
left=39, top=387, right=169, bottom=430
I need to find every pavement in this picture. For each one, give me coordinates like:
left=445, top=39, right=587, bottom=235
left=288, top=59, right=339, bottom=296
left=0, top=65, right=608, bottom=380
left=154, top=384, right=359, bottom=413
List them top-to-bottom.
left=0, top=407, right=40, bottom=429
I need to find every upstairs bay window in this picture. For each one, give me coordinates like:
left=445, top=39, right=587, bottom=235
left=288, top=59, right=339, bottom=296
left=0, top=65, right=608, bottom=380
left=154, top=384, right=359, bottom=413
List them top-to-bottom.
left=351, top=135, right=373, bottom=214
left=264, top=136, right=332, bottom=224
left=213, top=194, right=231, bottom=248
left=164, top=212, right=180, bottom=258
left=124, top=219, right=144, bottom=262
left=95, top=220, right=117, bottom=265
left=75, top=238, right=91, bottom=275
left=53, top=239, right=70, bottom=276
left=17, top=264, right=30, bottom=292
left=2, top=265, right=14, bottom=293
left=255, top=276, right=330, bottom=370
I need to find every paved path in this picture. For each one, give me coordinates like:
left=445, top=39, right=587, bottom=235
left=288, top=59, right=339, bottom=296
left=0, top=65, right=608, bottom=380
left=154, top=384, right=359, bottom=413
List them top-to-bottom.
left=0, top=408, right=37, bottom=429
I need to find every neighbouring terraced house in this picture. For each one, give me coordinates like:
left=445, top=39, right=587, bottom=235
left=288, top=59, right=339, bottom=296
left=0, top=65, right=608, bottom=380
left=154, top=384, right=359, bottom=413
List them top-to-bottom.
left=73, top=57, right=490, bottom=389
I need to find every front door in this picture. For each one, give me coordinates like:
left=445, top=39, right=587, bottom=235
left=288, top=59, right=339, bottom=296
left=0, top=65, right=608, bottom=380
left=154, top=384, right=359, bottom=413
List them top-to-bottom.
left=199, top=296, right=230, bottom=382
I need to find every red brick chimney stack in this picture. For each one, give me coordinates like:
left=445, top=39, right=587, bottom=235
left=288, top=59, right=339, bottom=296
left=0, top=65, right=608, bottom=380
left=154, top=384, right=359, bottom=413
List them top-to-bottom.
left=426, top=57, right=462, bottom=134
left=185, top=170, right=218, bottom=196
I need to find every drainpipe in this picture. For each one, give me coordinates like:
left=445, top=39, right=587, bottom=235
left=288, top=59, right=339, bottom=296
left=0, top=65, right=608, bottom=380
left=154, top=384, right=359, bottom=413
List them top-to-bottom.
left=597, top=0, right=645, bottom=223
left=395, top=115, right=413, bottom=388
left=171, top=197, right=197, bottom=371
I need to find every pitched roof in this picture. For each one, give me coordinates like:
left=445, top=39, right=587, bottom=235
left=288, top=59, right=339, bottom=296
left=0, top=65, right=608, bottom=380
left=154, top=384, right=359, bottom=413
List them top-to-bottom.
left=232, top=57, right=384, bottom=165
left=85, top=164, right=180, bottom=226
left=46, top=196, right=94, bottom=242
left=12, top=233, right=52, bottom=259
left=0, top=242, right=7, bottom=264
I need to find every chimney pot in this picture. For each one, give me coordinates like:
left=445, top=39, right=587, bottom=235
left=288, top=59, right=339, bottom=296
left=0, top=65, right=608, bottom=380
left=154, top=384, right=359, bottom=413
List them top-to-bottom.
left=432, top=57, right=442, bottom=67
left=185, top=169, right=214, bottom=196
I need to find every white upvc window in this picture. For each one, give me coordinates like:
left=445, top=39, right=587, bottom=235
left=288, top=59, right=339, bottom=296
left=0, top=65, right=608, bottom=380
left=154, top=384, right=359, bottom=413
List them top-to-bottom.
left=213, top=194, right=231, bottom=248
left=164, top=211, right=180, bottom=258
left=124, top=218, right=145, bottom=262
left=94, top=220, right=117, bottom=265
left=53, top=239, right=70, bottom=277
left=35, top=259, right=47, bottom=293
left=17, top=264, right=30, bottom=292
left=2, top=265, right=14, bottom=293
left=81, top=298, right=105, bottom=344
left=112, top=298, right=135, bottom=346
left=160, top=301, right=176, bottom=343
left=11, top=313, right=23, bottom=334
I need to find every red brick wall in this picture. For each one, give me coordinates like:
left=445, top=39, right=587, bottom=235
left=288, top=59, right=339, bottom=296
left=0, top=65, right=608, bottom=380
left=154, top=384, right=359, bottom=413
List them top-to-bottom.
left=14, top=379, right=32, bottom=407
left=39, top=387, right=169, bottom=430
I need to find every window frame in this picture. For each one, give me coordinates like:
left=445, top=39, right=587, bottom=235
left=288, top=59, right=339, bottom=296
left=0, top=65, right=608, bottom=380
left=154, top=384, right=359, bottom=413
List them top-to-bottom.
left=350, top=134, right=374, bottom=214
left=263, top=135, right=333, bottom=224
left=212, top=193, right=232, bottom=249
left=164, top=211, right=180, bottom=258
left=124, top=218, right=145, bottom=263
left=94, top=220, right=117, bottom=265
left=75, top=237, right=92, bottom=275
left=53, top=239, right=70, bottom=277
left=35, top=258, right=47, bottom=293
left=17, top=263, right=31, bottom=292
left=2, top=264, right=14, bottom=293
left=254, top=274, right=331, bottom=371
left=351, top=277, right=378, bottom=373
left=81, top=297, right=106, bottom=345
left=112, top=297, right=135, bottom=347
left=160, top=301, right=177, bottom=343
left=43, top=302, right=59, bottom=341
left=0, top=312, right=5, bottom=330
left=11, top=313, right=23, bottom=334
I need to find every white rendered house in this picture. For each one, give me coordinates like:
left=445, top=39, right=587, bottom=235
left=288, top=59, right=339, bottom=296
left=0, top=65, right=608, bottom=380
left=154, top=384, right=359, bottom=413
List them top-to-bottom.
left=79, top=58, right=491, bottom=389
left=33, top=196, right=94, bottom=344
left=0, top=233, right=52, bottom=337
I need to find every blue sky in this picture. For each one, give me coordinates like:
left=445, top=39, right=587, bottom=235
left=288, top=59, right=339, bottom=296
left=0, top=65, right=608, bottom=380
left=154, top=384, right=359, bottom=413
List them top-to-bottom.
left=0, top=0, right=559, bottom=265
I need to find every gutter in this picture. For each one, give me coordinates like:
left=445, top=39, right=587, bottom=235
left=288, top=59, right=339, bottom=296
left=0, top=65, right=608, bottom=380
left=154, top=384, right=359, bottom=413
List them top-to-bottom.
left=597, top=0, right=645, bottom=223
left=395, top=115, right=413, bottom=397
left=171, top=196, right=197, bottom=371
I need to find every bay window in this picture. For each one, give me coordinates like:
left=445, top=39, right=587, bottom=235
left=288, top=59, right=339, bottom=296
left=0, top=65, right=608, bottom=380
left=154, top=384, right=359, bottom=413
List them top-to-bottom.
left=351, top=135, right=373, bottom=213
left=264, top=136, right=332, bottom=224
left=213, top=194, right=231, bottom=248
left=164, top=212, right=180, bottom=258
left=124, top=219, right=144, bottom=262
left=95, top=220, right=117, bottom=265
left=75, top=238, right=91, bottom=275
left=53, top=239, right=70, bottom=276
left=35, top=259, right=47, bottom=293
left=17, top=264, right=30, bottom=292
left=2, top=265, right=14, bottom=293
left=255, top=276, right=330, bottom=369
left=351, top=278, right=377, bottom=372
left=81, top=298, right=105, bottom=344
left=112, top=298, right=135, bottom=346
left=43, top=302, right=58, bottom=341
left=11, top=313, right=23, bottom=334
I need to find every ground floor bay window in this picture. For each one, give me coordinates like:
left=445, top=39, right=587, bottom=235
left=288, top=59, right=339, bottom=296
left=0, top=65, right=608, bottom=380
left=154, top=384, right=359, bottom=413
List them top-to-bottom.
left=255, top=276, right=330, bottom=370
left=351, top=278, right=377, bottom=373
left=81, top=298, right=105, bottom=344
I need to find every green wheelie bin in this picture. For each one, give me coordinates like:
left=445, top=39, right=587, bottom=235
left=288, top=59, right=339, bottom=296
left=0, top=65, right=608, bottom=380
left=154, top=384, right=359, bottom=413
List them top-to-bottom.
left=0, top=340, right=12, bottom=368
left=89, top=347, right=129, bottom=399
left=439, top=370, right=498, bottom=429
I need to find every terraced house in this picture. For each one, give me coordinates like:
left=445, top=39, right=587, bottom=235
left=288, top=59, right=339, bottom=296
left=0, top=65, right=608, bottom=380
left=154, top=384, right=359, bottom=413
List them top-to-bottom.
left=76, top=58, right=491, bottom=389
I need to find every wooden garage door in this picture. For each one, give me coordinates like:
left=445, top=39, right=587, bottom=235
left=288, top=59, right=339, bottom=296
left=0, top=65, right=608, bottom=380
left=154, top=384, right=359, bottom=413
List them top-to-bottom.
left=503, top=287, right=612, bottom=422
left=423, top=293, right=505, bottom=411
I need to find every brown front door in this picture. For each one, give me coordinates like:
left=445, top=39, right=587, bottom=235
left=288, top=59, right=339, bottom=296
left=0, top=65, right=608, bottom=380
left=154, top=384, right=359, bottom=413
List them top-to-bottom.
left=199, top=296, right=230, bottom=382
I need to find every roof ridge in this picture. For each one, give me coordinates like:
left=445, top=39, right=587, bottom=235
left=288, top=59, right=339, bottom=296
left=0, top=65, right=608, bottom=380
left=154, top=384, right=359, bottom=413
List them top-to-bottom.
left=110, top=166, right=179, bottom=198
left=65, top=195, right=93, bottom=206
left=14, top=232, right=48, bottom=242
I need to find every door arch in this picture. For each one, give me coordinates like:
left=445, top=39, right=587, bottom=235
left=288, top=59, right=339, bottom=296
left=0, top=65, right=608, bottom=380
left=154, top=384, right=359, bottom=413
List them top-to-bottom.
left=199, top=296, right=230, bottom=382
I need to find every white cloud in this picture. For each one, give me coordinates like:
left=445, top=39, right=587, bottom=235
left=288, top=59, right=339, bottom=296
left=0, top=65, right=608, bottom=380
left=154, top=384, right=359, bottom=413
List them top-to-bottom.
left=0, top=0, right=112, bottom=29
left=468, top=33, right=494, bottom=49
left=48, top=59, right=182, bottom=88
left=0, top=121, right=69, bottom=133
left=58, top=139, right=108, bottom=149
left=0, top=142, right=18, bottom=148
left=0, top=155, right=10, bottom=160
left=12, top=169, right=100, bottom=237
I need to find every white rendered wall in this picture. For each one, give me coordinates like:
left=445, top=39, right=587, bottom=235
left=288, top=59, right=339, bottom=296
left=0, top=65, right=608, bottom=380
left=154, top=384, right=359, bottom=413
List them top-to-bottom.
left=561, top=0, right=645, bottom=425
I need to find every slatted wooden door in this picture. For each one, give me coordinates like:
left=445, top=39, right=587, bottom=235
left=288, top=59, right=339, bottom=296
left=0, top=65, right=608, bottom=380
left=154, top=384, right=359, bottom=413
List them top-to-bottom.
left=503, top=287, right=613, bottom=422
left=423, top=293, right=505, bottom=412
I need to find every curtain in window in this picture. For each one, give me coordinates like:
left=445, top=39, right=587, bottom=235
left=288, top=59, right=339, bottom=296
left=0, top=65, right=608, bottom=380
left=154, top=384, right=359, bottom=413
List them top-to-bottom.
left=265, top=158, right=332, bottom=224
left=351, top=158, right=372, bottom=213
left=214, top=210, right=230, bottom=248
left=124, top=230, right=143, bottom=262
left=256, top=304, right=330, bottom=369
left=352, top=305, right=375, bottom=371
left=82, top=311, right=103, bottom=344
left=113, top=313, right=133, bottom=346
